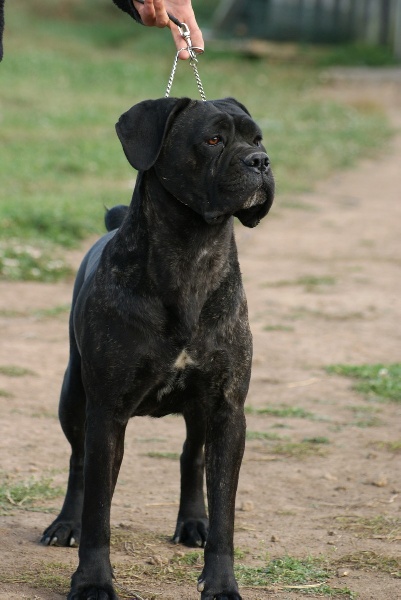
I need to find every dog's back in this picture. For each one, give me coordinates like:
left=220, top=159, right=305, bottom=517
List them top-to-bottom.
left=71, top=205, right=129, bottom=303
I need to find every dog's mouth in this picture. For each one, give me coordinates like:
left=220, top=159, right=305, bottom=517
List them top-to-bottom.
left=203, top=184, right=270, bottom=226
left=241, top=189, right=266, bottom=210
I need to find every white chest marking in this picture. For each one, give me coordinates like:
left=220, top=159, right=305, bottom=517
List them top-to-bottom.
left=174, top=349, right=195, bottom=370
left=157, top=350, right=195, bottom=401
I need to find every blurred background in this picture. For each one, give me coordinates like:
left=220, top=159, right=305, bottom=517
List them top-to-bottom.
left=0, top=0, right=399, bottom=281
left=217, top=0, right=401, bottom=52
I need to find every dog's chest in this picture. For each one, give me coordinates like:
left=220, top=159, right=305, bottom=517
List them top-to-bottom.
left=156, top=349, right=195, bottom=401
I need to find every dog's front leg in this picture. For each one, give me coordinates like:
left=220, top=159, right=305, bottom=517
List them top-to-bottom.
left=198, top=403, right=245, bottom=600
left=68, top=409, right=127, bottom=600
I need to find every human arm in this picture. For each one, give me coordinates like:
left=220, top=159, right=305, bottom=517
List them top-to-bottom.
left=113, top=0, right=203, bottom=59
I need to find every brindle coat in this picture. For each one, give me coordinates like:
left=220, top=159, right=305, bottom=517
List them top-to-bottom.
left=42, top=97, right=275, bottom=600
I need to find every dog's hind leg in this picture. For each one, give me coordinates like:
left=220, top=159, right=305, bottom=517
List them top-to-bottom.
left=41, top=344, right=86, bottom=547
left=173, top=407, right=209, bottom=547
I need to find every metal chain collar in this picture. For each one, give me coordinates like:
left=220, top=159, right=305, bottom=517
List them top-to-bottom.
left=165, top=23, right=206, bottom=101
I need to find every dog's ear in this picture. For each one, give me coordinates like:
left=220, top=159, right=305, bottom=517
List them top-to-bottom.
left=116, top=97, right=192, bottom=171
left=211, top=97, right=251, bottom=117
left=234, top=195, right=274, bottom=228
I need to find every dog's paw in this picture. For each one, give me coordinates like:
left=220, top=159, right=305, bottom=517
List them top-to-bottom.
left=173, top=517, right=209, bottom=547
left=41, top=518, right=80, bottom=547
left=197, top=554, right=242, bottom=600
left=197, top=581, right=242, bottom=600
left=68, top=586, right=118, bottom=600
left=201, top=595, right=242, bottom=600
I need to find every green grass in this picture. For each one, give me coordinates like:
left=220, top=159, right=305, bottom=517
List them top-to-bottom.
left=0, top=4, right=392, bottom=280
left=315, top=42, right=399, bottom=67
left=0, top=241, right=73, bottom=282
left=264, top=275, right=337, bottom=291
left=0, top=304, right=71, bottom=319
left=33, top=304, right=71, bottom=319
left=288, top=307, right=365, bottom=322
left=264, top=324, right=295, bottom=332
left=326, top=364, right=401, bottom=402
left=0, top=365, right=36, bottom=377
left=245, top=404, right=314, bottom=419
left=348, top=405, right=382, bottom=428
left=246, top=430, right=283, bottom=441
left=246, top=430, right=329, bottom=458
left=303, top=436, right=330, bottom=445
left=371, top=439, right=401, bottom=454
left=269, top=440, right=328, bottom=459
left=146, top=451, right=180, bottom=460
left=0, top=475, right=63, bottom=513
left=336, top=516, right=401, bottom=542
left=336, top=551, right=401, bottom=578
left=238, top=555, right=329, bottom=586
left=235, top=556, right=355, bottom=596
left=0, top=561, right=70, bottom=594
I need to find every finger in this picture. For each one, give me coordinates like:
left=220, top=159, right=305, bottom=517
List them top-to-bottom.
left=133, top=0, right=169, bottom=28
left=152, top=0, right=170, bottom=28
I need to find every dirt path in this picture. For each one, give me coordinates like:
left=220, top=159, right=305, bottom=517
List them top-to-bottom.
left=0, top=71, right=400, bottom=600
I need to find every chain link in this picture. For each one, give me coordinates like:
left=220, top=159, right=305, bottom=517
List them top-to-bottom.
left=165, top=50, right=180, bottom=98
left=190, top=58, right=206, bottom=102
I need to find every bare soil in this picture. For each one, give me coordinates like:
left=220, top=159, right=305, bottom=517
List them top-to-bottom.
left=0, top=71, right=401, bottom=600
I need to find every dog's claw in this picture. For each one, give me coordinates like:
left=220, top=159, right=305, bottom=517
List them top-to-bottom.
left=41, top=518, right=81, bottom=547
left=197, top=579, right=205, bottom=592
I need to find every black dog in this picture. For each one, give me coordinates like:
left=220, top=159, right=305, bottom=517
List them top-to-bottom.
left=42, top=97, right=274, bottom=600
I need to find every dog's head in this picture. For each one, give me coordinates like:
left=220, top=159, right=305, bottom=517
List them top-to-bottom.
left=116, top=97, right=274, bottom=228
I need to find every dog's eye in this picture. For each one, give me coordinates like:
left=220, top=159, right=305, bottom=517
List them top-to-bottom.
left=207, top=135, right=223, bottom=146
left=254, top=136, right=262, bottom=147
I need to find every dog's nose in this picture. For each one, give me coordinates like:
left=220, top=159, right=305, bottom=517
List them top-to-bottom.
left=243, top=152, right=270, bottom=174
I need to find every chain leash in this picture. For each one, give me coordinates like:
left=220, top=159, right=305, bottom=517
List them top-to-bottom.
left=133, top=2, right=206, bottom=100
left=165, top=23, right=206, bottom=101
left=189, top=56, right=206, bottom=102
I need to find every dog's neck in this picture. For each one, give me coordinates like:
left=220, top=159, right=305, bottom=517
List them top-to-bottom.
left=111, top=170, right=239, bottom=335
left=142, top=170, right=236, bottom=294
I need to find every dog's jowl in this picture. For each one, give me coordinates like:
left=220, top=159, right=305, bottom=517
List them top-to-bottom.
left=42, top=97, right=275, bottom=600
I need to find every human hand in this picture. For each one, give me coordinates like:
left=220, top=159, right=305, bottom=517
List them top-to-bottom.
left=133, top=0, right=204, bottom=59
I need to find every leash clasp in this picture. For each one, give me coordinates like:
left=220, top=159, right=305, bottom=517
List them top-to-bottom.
left=177, top=23, right=202, bottom=62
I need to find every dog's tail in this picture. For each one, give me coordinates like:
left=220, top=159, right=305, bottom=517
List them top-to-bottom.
left=104, top=204, right=129, bottom=232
